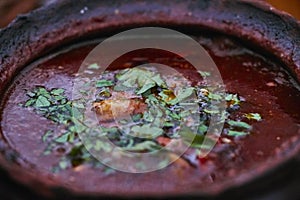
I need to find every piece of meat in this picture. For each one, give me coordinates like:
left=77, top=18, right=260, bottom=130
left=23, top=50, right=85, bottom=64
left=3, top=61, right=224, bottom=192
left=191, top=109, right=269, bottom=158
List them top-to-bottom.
left=93, top=98, right=146, bottom=121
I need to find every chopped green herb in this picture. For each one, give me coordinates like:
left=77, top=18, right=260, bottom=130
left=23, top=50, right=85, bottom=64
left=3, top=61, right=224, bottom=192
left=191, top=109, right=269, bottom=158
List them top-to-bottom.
left=88, top=63, right=100, bottom=70
left=22, top=66, right=260, bottom=171
left=117, top=67, right=167, bottom=91
left=198, top=70, right=211, bottom=77
left=151, top=74, right=166, bottom=87
left=95, top=80, right=114, bottom=87
left=136, top=82, right=156, bottom=94
left=168, top=87, right=194, bottom=105
left=50, top=88, right=65, bottom=96
left=96, top=89, right=111, bottom=100
left=159, top=90, right=176, bottom=102
left=26, top=91, right=36, bottom=98
left=208, top=92, right=222, bottom=101
left=225, top=93, right=241, bottom=106
left=35, top=96, right=51, bottom=107
left=24, top=99, right=36, bottom=107
left=203, top=108, right=220, bottom=114
left=245, top=113, right=262, bottom=121
left=132, top=114, right=142, bottom=122
left=227, top=120, right=251, bottom=130
left=163, top=121, right=175, bottom=127
left=197, top=124, right=208, bottom=135
left=131, top=125, right=163, bottom=139
left=179, top=127, right=208, bottom=148
left=42, top=130, right=53, bottom=142
left=227, top=130, right=249, bottom=136
left=55, top=133, right=70, bottom=143
left=93, top=140, right=112, bottom=152
left=123, top=141, right=160, bottom=151
left=58, top=160, right=68, bottom=169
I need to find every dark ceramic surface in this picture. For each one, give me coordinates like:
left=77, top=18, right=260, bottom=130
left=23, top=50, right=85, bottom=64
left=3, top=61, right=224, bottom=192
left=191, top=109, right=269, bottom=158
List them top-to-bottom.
left=0, top=0, right=299, bottom=199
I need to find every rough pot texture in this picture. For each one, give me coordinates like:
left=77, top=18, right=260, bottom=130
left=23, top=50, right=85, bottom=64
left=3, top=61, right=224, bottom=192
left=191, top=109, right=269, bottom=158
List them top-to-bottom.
left=0, top=0, right=300, bottom=199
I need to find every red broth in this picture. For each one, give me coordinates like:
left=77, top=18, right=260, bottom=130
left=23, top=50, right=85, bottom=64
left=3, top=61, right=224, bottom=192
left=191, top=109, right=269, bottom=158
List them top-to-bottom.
left=1, top=34, right=299, bottom=194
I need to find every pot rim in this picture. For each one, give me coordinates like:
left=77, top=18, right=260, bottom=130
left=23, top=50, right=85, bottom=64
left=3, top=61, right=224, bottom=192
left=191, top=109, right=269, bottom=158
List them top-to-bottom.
left=0, top=0, right=299, bottom=198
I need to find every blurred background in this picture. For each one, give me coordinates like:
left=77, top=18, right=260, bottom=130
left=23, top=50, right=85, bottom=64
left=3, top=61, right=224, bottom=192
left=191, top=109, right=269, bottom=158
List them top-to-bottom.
left=0, top=0, right=299, bottom=28
left=267, top=0, right=300, bottom=20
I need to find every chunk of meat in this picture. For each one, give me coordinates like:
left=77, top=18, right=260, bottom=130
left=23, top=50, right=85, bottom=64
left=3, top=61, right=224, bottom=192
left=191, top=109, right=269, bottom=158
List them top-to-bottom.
left=93, top=99, right=146, bottom=121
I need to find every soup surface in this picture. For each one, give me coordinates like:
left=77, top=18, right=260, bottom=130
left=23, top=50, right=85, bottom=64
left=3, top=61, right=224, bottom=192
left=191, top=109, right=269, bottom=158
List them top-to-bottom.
left=1, top=33, right=300, bottom=195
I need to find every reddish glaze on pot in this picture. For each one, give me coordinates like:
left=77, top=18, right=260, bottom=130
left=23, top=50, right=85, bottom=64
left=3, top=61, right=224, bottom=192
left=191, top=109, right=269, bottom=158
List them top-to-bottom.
left=0, top=0, right=300, bottom=199
left=1, top=33, right=300, bottom=197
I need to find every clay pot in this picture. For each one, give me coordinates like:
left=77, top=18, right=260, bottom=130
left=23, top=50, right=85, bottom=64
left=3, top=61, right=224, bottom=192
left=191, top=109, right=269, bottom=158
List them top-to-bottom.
left=0, top=0, right=299, bottom=199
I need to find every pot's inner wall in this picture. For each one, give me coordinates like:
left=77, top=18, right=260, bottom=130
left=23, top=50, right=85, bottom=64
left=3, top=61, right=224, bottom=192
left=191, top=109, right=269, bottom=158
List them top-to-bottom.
left=0, top=32, right=300, bottom=195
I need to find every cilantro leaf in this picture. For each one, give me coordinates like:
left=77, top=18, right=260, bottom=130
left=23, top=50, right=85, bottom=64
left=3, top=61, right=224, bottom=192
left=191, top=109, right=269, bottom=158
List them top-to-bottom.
left=87, top=63, right=100, bottom=70
left=117, top=67, right=167, bottom=93
left=198, top=70, right=211, bottom=77
left=96, top=80, right=114, bottom=87
left=136, top=82, right=156, bottom=94
left=168, top=87, right=195, bottom=105
left=50, top=88, right=65, bottom=96
left=225, top=94, right=241, bottom=105
left=35, top=96, right=51, bottom=107
left=25, top=99, right=36, bottom=107
left=244, top=113, right=262, bottom=121
left=227, top=120, right=251, bottom=130
left=131, top=124, right=164, bottom=139
left=179, top=126, right=210, bottom=148
left=42, top=130, right=53, bottom=142
left=227, top=130, right=249, bottom=136
left=55, top=133, right=70, bottom=143
left=122, top=141, right=160, bottom=151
